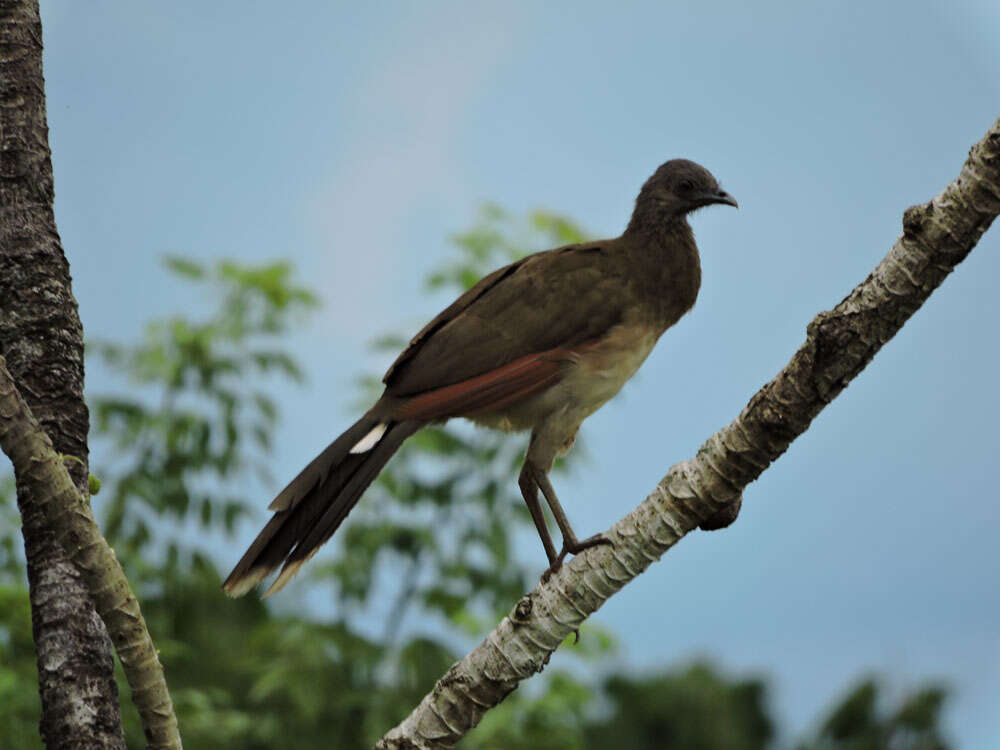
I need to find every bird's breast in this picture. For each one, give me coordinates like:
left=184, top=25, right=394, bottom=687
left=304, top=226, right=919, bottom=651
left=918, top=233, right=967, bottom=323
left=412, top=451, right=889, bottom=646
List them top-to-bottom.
left=567, top=322, right=660, bottom=411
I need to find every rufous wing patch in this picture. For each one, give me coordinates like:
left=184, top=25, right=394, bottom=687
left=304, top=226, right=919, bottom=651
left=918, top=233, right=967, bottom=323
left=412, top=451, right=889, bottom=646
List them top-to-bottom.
left=393, top=349, right=578, bottom=421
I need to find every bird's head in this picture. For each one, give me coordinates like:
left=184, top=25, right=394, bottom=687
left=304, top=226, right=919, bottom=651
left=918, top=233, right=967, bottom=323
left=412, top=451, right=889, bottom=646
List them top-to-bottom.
left=628, top=159, right=737, bottom=232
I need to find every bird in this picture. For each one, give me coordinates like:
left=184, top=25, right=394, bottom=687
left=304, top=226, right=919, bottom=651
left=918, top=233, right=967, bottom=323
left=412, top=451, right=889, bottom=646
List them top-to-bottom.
left=223, top=159, right=737, bottom=598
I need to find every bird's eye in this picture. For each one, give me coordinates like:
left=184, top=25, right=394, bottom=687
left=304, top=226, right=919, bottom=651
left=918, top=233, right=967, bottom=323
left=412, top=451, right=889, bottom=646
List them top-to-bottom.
left=678, top=179, right=694, bottom=193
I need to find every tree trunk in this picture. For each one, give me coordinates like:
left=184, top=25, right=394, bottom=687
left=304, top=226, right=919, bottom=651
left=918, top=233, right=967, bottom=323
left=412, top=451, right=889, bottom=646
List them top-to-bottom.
left=0, top=1, right=125, bottom=746
left=378, top=117, right=1000, bottom=749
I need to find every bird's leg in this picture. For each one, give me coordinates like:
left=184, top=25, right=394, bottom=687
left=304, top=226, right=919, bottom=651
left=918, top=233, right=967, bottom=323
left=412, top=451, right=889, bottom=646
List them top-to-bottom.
left=527, top=461, right=612, bottom=577
left=517, top=463, right=559, bottom=565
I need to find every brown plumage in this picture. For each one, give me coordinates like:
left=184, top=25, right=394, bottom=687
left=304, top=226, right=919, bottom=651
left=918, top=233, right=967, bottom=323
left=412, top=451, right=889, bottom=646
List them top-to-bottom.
left=223, top=159, right=737, bottom=597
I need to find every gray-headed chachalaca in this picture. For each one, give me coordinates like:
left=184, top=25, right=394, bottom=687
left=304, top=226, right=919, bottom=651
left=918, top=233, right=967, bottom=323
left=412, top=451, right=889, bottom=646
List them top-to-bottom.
left=224, top=159, right=737, bottom=597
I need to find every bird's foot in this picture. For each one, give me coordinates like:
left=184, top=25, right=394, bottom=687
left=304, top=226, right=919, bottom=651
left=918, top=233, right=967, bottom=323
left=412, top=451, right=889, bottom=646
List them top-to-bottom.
left=564, top=533, right=613, bottom=555
left=540, top=534, right=613, bottom=582
left=540, top=557, right=564, bottom=582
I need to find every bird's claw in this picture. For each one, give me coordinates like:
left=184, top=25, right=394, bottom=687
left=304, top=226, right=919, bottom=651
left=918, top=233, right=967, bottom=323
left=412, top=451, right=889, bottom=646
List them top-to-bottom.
left=565, top=533, right=613, bottom=555
left=540, top=534, right=614, bottom=582
left=540, top=555, right=564, bottom=583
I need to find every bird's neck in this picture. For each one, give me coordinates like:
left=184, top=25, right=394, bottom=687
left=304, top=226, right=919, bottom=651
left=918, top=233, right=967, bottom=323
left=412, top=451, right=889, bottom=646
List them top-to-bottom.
left=624, top=209, right=692, bottom=245
left=620, top=216, right=702, bottom=329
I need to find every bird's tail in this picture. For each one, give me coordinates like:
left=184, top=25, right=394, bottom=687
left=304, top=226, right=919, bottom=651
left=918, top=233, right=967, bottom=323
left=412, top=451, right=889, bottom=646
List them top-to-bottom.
left=222, top=415, right=421, bottom=597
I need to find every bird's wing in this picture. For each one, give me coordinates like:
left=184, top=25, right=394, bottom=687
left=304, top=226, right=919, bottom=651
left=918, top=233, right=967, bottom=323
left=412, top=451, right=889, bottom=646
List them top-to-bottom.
left=383, top=241, right=627, bottom=405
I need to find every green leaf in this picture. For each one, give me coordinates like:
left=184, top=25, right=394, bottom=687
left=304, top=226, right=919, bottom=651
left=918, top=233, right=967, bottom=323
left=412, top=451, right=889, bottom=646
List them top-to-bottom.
left=164, top=255, right=206, bottom=279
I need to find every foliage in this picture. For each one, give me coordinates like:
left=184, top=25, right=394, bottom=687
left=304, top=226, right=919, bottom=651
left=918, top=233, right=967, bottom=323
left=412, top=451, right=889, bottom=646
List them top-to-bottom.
left=0, top=209, right=952, bottom=748
left=90, top=258, right=318, bottom=573
left=585, top=661, right=774, bottom=750
left=796, top=677, right=950, bottom=750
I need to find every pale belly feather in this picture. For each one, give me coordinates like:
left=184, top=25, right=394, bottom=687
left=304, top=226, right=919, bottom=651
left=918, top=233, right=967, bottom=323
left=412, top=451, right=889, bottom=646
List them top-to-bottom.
left=469, top=322, right=660, bottom=437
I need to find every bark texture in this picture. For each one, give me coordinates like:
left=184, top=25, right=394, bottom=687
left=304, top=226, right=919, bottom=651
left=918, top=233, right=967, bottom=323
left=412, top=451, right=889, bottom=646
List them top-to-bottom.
left=0, top=1, right=126, bottom=746
left=378, top=117, right=1000, bottom=748
left=0, top=355, right=182, bottom=749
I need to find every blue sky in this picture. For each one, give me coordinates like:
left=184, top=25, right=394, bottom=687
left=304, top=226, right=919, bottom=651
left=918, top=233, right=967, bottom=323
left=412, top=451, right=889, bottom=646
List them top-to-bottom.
left=39, top=1, right=999, bottom=744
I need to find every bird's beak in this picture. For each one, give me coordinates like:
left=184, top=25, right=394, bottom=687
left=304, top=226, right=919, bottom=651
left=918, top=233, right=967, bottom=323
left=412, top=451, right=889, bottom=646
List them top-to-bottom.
left=705, top=188, right=738, bottom=209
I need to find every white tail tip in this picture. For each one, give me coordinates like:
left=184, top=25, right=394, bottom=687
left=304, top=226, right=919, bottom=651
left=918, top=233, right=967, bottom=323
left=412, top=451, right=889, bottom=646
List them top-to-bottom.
left=349, top=423, right=388, bottom=454
left=262, top=559, right=304, bottom=598
left=223, top=566, right=270, bottom=598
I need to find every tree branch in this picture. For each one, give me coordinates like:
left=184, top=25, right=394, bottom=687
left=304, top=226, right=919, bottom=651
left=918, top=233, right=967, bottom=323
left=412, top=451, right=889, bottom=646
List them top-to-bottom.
left=0, top=1, right=126, bottom=745
left=378, top=116, right=1000, bottom=748
left=0, top=356, right=182, bottom=749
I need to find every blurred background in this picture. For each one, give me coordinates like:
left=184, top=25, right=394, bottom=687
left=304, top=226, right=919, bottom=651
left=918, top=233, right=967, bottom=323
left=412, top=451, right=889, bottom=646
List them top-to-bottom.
left=1, top=1, right=998, bottom=747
